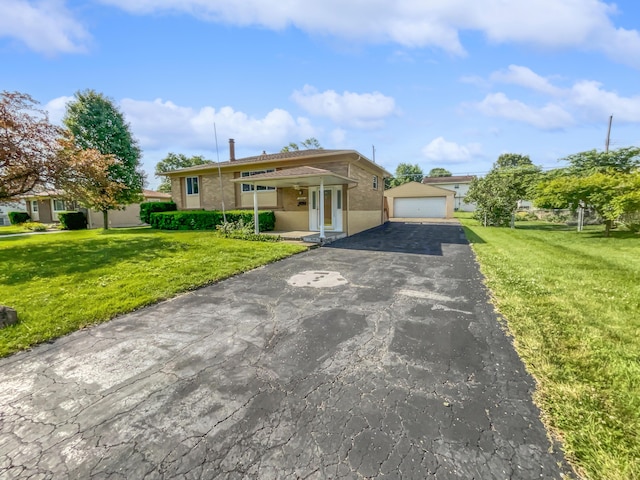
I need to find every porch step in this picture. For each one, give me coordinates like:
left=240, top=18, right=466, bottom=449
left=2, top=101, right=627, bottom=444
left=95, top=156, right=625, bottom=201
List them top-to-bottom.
left=301, top=232, right=347, bottom=245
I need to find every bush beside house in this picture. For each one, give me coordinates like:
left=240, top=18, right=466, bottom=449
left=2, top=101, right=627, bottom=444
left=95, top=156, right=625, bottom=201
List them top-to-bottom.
left=139, top=201, right=177, bottom=224
left=150, top=210, right=276, bottom=231
left=8, top=212, right=30, bottom=225
left=58, top=212, right=87, bottom=230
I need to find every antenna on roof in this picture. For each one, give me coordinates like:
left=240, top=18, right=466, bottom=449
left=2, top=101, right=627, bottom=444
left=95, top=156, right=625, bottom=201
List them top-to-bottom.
left=214, top=123, right=227, bottom=223
left=372, top=145, right=376, bottom=163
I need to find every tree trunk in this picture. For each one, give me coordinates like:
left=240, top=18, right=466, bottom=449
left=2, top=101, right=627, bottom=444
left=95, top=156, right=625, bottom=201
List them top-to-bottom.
left=102, top=210, right=109, bottom=230
left=510, top=212, right=515, bottom=229
left=605, top=219, right=611, bottom=237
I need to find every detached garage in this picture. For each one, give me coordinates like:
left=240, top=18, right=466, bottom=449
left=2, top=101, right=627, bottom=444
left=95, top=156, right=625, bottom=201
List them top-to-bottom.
left=384, top=181, right=454, bottom=219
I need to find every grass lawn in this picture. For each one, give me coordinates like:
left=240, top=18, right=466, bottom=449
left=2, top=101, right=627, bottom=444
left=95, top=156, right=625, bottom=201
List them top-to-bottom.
left=458, top=213, right=640, bottom=480
left=0, top=225, right=29, bottom=235
left=0, top=228, right=306, bottom=357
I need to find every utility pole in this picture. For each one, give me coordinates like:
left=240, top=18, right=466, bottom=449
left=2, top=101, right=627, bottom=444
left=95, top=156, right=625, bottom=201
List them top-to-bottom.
left=605, top=115, right=613, bottom=152
left=372, top=145, right=376, bottom=163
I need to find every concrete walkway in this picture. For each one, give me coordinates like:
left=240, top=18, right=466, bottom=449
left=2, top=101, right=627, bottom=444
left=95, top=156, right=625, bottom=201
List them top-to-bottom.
left=0, top=222, right=572, bottom=479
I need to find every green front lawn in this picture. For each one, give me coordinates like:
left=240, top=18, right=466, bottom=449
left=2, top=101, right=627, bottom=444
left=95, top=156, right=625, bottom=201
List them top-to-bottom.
left=458, top=214, right=640, bottom=480
left=0, top=225, right=28, bottom=235
left=0, top=229, right=306, bottom=357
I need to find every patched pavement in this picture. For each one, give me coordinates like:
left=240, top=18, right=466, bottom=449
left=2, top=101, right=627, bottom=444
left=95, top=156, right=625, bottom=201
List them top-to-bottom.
left=0, top=222, right=572, bottom=479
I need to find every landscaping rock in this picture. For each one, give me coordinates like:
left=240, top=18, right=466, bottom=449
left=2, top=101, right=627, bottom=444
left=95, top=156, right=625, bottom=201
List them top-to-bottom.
left=0, top=306, right=18, bottom=328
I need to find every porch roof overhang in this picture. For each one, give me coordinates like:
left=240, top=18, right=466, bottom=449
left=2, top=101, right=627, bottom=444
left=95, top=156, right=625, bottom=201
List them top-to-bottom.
left=229, top=166, right=358, bottom=188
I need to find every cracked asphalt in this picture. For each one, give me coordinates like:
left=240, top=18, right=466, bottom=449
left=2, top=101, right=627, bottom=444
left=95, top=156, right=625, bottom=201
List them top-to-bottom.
left=0, top=222, right=573, bottom=479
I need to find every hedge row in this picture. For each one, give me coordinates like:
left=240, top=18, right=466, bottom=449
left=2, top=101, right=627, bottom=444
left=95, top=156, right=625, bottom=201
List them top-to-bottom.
left=139, top=201, right=177, bottom=224
left=149, top=210, right=276, bottom=231
left=58, top=211, right=87, bottom=230
left=8, top=212, right=30, bottom=225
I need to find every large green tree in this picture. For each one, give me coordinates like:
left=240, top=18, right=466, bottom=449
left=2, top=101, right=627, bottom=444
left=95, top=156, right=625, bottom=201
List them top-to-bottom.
left=63, top=89, right=144, bottom=228
left=0, top=91, right=62, bottom=201
left=55, top=132, right=128, bottom=225
left=535, top=147, right=640, bottom=236
left=155, top=153, right=212, bottom=193
left=494, top=153, right=533, bottom=169
left=466, top=155, right=540, bottom=227
left=387, top=163, right=424, bottom=188
left=427, top=167, right=452, bottom=177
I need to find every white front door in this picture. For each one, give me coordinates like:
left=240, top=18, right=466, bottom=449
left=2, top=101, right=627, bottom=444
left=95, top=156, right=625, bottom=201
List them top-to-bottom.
left=309, top=186, right=343, bottom=231
left=31, top=200, right=40, bottom=221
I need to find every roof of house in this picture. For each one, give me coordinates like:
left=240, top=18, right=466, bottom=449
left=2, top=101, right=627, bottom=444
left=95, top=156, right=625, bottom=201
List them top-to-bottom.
left=162, top=149, right=391, bottom=177
left=230, top=166, right=358, bottom=187
left=421, top=175, right=476, bottom=184
left=24, top=189, right=169, bottom=200
left=143, top=189, right=171, bottom=198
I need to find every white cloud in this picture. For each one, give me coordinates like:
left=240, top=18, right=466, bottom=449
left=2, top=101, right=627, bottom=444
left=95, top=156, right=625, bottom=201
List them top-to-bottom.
left=0, top=0, right=89, bottom=55
left=98, top=0, right=640, bottom=67
left=474, top=65, right=640, bottom=127
left=489, top=65, right=562, bottom=96
left=569, top=81, right=640, bottom=123
left=291, top=85, right=396, bottom=128
left=475, top=93, right=574, bottom=130
left=44, top=96, right=73, bottom=124
left=118, top=98, right=316, bottom=150
left=330, top=128, right=347, bottom=146
left=422, top=137, right=482, bottom=163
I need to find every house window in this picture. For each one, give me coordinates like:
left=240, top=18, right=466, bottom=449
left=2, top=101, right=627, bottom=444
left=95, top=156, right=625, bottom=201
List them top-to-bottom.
left=241, top=170, right=276, bottom=192
left=372, top=175, right=378, bottom=190
left=186, top=177, right=199, bottom=195
left=454, top=184, right=459, bottom=189
left=337, top=189, right=342, bottom=209
left=53, top=199, right=66, bottom=211
left=31, top=200, right=39, bottom=212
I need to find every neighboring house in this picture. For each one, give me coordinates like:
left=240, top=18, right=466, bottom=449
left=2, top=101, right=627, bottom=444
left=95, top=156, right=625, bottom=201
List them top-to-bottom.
left=161, top=140, right=390, bottom=237
left=421, top=175, right=476, bottom=212
left=384, top=182, right=455, bottom=219
left=23, top=190, right=171, bottom=228
left=86, top=190, right=172, bottom=228
left=22, top=191, right=74, bottom=223
left=0, top=200, right=28, bottom=226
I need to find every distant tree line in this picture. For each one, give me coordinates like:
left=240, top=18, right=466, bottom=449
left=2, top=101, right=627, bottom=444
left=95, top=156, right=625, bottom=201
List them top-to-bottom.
left=465, top=149, right=640, bottom=236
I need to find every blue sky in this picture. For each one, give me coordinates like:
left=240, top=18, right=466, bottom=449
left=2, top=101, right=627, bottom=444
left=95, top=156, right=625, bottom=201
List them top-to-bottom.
left=2, top=0, right=640, bottom=188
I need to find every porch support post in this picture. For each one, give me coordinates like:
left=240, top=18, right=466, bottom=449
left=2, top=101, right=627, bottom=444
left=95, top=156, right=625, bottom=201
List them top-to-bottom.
left=319, top=179, right=325, bottom=240
left=253, top=183, right=259, bottom=234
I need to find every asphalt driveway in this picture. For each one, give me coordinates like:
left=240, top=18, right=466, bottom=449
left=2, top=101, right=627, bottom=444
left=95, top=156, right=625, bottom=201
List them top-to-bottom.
left=0, top=222, right=572, bottom=479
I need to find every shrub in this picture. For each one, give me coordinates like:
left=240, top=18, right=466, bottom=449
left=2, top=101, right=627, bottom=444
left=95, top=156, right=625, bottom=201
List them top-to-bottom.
left=139, top=201, right=177, bottom=224
left=150, top=210, right=276, bottom=231
left=58, top=211, right=87, bottom=230
left=515, top=211, right=538, bottom=222
left=8, top=212, right=30, bottom=225
left=619, top=212, right=640, bottom=233
left=547, top=213, right=569, bottom=224
left=215, top=218, right=280, bottom=242
left=216, top=218, right=254, bottom=236
left=22, top=222, right=47, bottom=232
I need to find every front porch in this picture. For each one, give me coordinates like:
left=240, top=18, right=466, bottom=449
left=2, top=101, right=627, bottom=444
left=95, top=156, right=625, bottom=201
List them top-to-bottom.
left=230, top=166, right=357, bottom=241
left=265, top=230, right=347, bottom=245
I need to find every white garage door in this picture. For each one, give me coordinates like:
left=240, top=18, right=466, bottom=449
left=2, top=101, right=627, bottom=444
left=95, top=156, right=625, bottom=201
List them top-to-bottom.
left=394, top=197, right=446, bottom=218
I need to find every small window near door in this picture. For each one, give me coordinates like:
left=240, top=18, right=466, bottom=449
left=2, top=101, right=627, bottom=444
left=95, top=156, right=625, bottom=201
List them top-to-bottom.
left=372, top=175, right=378, bottom=190
left=186, top=177, right=199, bottom=195
left=337, top=189, right=342, bottom=209
left=311, top=190, right=317, bottom=210
left=31, top=200, right=39, bottom=212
